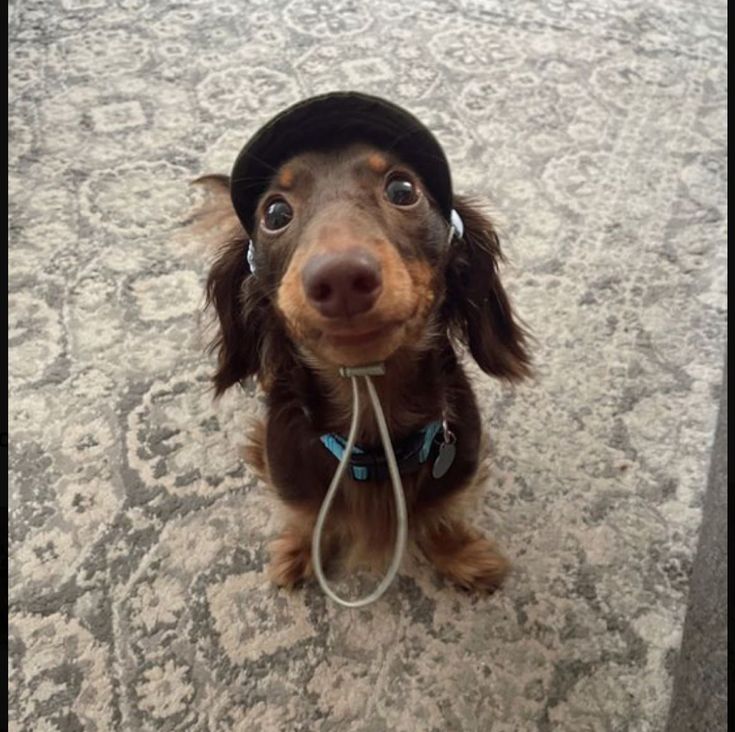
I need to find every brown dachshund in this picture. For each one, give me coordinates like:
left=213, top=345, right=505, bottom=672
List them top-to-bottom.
left=195, top=93, right=531, bottom=593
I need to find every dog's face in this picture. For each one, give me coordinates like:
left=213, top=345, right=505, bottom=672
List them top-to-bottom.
left=203, top=143, right=530, bottom=393
left=253, top=144, right=447, bottom=367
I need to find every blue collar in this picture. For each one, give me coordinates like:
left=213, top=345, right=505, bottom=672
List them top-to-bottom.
left=320, top=421, right=443, bottom=482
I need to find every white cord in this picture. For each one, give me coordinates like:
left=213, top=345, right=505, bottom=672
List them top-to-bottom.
left=311, top=371, right=408, bottom=608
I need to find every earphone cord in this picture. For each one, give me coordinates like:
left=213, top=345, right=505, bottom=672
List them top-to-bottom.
left=311, top=369, right=408, bottom=608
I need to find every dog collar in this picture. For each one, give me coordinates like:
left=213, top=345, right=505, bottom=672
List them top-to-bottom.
left=320, top=420, right=444, bottom=482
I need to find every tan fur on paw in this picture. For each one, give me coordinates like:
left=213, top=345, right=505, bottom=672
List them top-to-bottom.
left=418, top=521, right=510, bottom=593
left=268, top=531, right=313, bottom=588
left=436, top=536, right=510, bottom=591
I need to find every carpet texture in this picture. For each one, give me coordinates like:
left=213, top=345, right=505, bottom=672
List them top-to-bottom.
left=8, top=1, right=727, bottom=730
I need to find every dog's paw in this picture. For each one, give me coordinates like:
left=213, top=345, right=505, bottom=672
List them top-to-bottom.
left=420, top=523, right=510, bottom=593
left=268, top=531, right=312, bottom=588
left=440, top=536, right=510, bottom=592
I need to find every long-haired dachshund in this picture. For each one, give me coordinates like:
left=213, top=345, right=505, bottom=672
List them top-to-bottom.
left=194, top=92, right=531, bottom=592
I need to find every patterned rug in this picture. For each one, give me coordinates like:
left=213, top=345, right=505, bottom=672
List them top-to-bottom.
left=9, top=1, right=727, bottom=730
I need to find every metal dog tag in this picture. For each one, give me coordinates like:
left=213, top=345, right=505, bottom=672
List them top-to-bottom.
left=432, top=441, right=456, bottom=479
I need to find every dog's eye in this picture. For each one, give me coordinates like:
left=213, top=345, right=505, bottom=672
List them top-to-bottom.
left=385, top=175, right=419, bottom=207
left=262, top=198, right=293, bottom=232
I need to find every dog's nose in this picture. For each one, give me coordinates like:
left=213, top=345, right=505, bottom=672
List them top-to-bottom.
left=302, top=249, right=382, bottom=318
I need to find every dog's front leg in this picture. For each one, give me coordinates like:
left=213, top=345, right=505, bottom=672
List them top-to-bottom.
left=247, top=398, right=340, bottom=589
left=241, top=417, right=319, bottom=588
left=268, top=509, right=317, bottom=588
left=417, top=518, right=510, bottom=592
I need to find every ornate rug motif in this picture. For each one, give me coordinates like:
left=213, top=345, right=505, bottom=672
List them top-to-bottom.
left=9, top=1, right=726, bottom=729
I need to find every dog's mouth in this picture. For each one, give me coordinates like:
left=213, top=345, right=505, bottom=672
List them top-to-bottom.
left=310, top=320, right=406, bottom=366
left=321, top=323, right=397, bottom=348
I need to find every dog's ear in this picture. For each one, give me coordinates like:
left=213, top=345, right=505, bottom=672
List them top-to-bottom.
left=194, top=175, right=266, bottom=395
left=444, top=195, right=532, bottom=381
left=206, top=234, right=268, bottom=395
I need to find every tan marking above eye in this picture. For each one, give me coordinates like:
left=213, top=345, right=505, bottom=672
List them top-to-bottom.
left=367, top=153, right=389, bottom=174
left=278, top=167, right=296, bottom=189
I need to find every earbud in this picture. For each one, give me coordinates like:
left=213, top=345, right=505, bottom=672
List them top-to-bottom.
left=447, top=209, right=464, bottom=245
left=450, top=209, right=464, bottom=239
left=246, top=241, right=256, bottom=274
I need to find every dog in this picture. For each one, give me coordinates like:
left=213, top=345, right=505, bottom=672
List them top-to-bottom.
left=193, top=93, right=531, bottom=592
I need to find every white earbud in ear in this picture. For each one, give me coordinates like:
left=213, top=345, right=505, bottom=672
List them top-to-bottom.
left=447, top=209, right=465, bottom=245
left=450, top=209, right=464, bottom=240
left=246, top=241, right=256, bottom=274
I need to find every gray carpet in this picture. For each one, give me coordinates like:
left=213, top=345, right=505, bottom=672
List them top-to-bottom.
left=8, top=1, right=727, bottom=730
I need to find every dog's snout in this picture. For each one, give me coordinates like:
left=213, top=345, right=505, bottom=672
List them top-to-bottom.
left=302, top=249, right=382, bottom=318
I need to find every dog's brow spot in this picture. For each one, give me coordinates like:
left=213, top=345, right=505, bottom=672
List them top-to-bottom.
left=367, top=154, right=388, bottom=174
left=278, top=168, right=296, bottom=188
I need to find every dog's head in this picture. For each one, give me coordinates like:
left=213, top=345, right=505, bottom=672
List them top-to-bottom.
left=201, top=93, right=530, bottom=394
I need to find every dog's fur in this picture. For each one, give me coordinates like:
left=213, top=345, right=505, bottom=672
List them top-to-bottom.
left=194, top=143, right=530, bottom=591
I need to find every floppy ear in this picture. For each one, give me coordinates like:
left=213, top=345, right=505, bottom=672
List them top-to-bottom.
left=194, top=175, right=267, bottom=395
left=444, top=195, right=532, bottom=381
left=206, top=235, right=268, bottom=395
